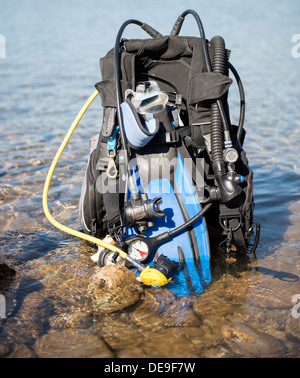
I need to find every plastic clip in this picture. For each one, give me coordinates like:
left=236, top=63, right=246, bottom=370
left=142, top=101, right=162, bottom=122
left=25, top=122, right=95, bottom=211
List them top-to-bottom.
left=107, top=126, right=119, bottom=157
left=165, top=130, right=180, bottom=144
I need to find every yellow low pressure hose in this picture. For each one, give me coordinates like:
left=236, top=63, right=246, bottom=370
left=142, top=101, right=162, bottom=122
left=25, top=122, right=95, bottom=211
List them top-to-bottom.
left=42, top=89, right=170, bottom=287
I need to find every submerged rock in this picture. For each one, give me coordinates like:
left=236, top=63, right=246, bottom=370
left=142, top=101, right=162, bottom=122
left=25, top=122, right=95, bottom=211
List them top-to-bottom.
left=0, top=262, right=16, bottom=290
left=87, top=265, right=144, bottom=314
left=131, top=288, right=200, bottom=329
left=0, top=290, right=51, bottom=349
left=285, top=316, right=300, bottom=342
left=221, top=321, right=287, bottom=358
left=35, top=328, right=113, bottom=358
left=140, top=328, right=198, bottom=358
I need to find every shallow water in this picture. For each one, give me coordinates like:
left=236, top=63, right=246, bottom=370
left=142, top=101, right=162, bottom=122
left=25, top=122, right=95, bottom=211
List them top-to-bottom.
left=0, top=0, right=300, bottom=358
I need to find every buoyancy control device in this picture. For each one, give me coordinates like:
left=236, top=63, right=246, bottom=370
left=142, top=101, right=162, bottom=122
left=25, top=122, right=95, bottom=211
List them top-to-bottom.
left=44, top=9, right=260, bottom=296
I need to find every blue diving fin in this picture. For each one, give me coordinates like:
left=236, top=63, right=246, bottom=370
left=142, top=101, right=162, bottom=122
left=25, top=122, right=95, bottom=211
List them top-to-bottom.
left=126, top=143, right=211, bottom=297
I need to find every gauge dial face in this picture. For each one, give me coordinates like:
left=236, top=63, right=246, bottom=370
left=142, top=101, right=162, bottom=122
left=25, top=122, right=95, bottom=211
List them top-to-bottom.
left=127, top=239, right=149, bottom=262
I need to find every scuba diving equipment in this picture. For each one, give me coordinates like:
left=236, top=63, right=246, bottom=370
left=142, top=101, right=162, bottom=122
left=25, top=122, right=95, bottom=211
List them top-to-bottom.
left=43, top=9, right=260, bottom=296
left=78, top=9, right=260, bottom=294
left=127, top=81, right=169, bottom=117
left=42, top=90, right=171, bottom=287
left=120, top=99, right=159, bottom=149
left=124, top=192, right=165, bottom=233
left=125, top=201, right=212, bottom=264
left=98, top=249, right=124, bottom=266
left=154, top=255, right=179, bottom=278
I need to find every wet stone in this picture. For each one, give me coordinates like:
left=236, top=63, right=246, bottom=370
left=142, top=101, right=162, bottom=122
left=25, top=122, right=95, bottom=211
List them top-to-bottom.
left=0, top=186, right=24, bottom=205
left=284, top=226, right=300, bottom=241
left=0, top=262, right=16, bottom=290
left=87, top=265, right=144, bottom=315
left=246, top=278, right=298, bottom=310
left=129, top=288, right=201, bottom=332
left=0, top=290, right=52, bottom=347
left=98, top=315, right=145, bottom=351
left=285, top=316, right=300, bottom=342
left=221, top=321, right=287, bottom=358
left=171, top=324, right=223, bottom=354
left=34, top=328, right=114, bottom=358
left=140, top=328, right=198, bottom=358
left=0, top=342, right=13, bottom=358
left=7, top=344, right=37, bottom=358
left=117, top=346, right=147, bottom=358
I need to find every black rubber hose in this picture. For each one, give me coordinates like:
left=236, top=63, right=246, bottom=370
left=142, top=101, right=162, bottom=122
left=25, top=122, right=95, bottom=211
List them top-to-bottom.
left=171, top=10, right=231, bottom=134
left=171, top=10, right=212, bottom=73
left=171, top=11, right=242, bottom=203
left=114, top=19, right=162, bottom=166
left=209, top=36, right=242, bottom=203
left=210, top=36, right=227, bottom=174
left=211, top=36, right=226, bottom=74
left=228, top=61, right=245, bottom=146
left=210, top=102, right=226, bottom=174
left=153, top=202, right=213, bottom=243
left=168, top=203, right=212, bottom=237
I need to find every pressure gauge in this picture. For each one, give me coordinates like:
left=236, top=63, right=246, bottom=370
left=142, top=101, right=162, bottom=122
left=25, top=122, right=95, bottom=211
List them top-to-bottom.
left=127, top=238, right=150, bottom=262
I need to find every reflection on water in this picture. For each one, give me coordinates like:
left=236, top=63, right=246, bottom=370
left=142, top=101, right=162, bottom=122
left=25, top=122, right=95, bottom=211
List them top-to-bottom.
left=1, top=0, right=300, bottom=358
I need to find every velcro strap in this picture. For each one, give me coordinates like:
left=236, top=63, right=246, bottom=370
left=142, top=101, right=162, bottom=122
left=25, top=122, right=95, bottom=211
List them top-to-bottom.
left=101, top=107, right=116, bottom=137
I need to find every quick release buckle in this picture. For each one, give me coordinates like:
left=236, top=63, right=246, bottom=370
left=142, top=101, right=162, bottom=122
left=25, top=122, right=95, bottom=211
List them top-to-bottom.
left=107, top=126, right=119, bottom=157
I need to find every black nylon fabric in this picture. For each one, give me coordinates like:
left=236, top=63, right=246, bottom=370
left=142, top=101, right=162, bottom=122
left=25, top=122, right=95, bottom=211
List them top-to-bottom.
left=80, top=26, right=254, bottom=252
left=95, top=36, right=232, bottom=126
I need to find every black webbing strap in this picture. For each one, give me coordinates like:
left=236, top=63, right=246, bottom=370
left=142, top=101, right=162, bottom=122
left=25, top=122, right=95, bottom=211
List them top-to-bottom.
left=101, top=108, right=117, bottom=138
left=102, top=177, right=123, bottom=235
left=219, top=204, right=247, bottom=252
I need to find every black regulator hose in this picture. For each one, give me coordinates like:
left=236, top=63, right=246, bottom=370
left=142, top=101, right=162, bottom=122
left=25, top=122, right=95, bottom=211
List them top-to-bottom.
left=171, top=10, right=231, bottom=135
left=171, top=11, right=242, bottom=203
left=114, top=19, right=162, bottom=169
left=210, top=35, right=242, bottom=203
left=210, top=36, right=227, bottom=175
left=228, top=61, right=245, bottom=146
left=210, top=102, right=226, bottom=174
